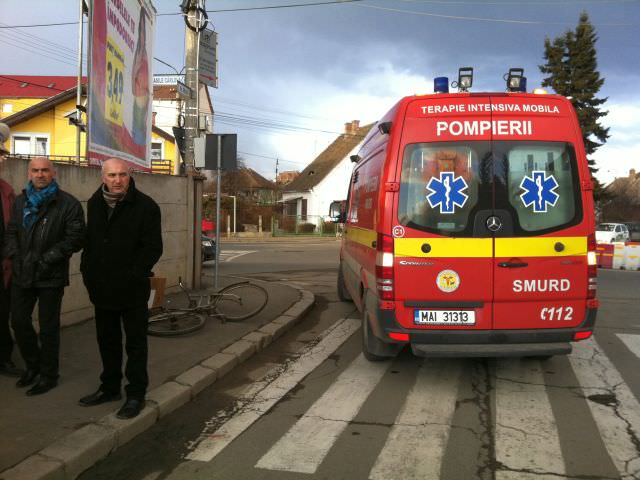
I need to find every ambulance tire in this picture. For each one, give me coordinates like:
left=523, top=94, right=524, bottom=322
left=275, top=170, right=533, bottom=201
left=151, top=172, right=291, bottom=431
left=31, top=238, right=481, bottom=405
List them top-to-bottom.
left=337, top=266, right=352, bottom=302
left=362, top=307, right=398, bottom=362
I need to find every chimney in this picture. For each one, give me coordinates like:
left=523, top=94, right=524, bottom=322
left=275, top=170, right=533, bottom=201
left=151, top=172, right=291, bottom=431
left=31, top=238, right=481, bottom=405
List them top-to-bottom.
left=152, top=111, right=157, bottom=126
left=344, top=120, right=360, bottom=135
left=630, top=169, right=636, bottom=178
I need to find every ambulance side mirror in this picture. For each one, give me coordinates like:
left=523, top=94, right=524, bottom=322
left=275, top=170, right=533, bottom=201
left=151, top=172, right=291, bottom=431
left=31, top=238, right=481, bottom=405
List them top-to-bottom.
left=329, top=200, right=346, bottom=223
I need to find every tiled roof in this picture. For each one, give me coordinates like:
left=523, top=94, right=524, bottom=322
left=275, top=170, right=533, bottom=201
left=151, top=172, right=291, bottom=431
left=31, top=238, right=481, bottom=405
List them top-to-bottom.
left=0, top=75, right=84, bottom=98
left=153, top=85, right=178, bottom=100
left=284, top=122, right=373, bottom=192
left=217, top=167, right=277, bottom=191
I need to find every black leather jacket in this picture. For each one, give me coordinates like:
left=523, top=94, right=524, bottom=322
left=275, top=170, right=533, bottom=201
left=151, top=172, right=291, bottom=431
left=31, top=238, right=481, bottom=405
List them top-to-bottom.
left=4, top=188, right=85, bottom=288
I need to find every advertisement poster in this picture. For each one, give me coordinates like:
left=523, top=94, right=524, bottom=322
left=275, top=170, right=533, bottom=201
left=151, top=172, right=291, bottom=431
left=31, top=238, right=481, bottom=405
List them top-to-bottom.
left=88, top=0, right=155, bottom=170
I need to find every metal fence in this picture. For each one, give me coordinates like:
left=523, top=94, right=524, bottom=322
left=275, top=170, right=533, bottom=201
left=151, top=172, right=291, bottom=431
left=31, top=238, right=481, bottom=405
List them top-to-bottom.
left=272, top=214, right=340, bottom=237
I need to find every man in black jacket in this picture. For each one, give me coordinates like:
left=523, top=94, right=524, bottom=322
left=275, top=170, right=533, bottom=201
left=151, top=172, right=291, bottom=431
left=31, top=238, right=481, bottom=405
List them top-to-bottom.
left=0, top=123, right=21, bottom=377
left=5, top=157, right=85, bottom=395
left=79, top=158, right=162, bottom=419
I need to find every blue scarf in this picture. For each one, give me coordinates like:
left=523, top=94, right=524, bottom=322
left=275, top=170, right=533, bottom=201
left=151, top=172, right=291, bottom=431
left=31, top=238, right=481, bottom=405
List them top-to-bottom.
left=23, top=179, right=59, bottom=228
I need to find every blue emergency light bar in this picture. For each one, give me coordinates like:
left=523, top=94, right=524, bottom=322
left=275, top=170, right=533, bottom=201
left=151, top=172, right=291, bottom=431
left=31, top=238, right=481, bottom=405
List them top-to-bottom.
left=434, top=77, right=449, bottom=93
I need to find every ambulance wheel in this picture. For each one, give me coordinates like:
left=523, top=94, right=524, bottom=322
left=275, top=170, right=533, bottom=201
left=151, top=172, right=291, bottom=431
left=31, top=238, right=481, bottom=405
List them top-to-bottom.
left=337, top=266, right=352, bottom=302
left=362, top=309, right=396, bottom=362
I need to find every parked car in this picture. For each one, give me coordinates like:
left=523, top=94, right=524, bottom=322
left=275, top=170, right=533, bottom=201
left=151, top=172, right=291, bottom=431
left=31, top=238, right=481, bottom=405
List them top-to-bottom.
left=624, top=222, right=640, bottom=242
left=595, top=223, right=630, bottom=243
left=202, top=235, right=216, bottom=261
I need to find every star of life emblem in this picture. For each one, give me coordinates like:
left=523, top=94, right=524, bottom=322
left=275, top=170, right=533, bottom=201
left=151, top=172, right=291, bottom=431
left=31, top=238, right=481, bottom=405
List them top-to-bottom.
left=519, top=171, right=559, bottom=213
left=426, top=172, right=469, bottom=214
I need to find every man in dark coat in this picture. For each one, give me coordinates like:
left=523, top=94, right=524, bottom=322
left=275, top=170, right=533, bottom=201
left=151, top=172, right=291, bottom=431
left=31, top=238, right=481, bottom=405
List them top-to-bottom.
left=0, top=123, right=21, bottom=377
left=4, top=157, right=85, bottom=395
left=79, top=158, right=162, bottom=419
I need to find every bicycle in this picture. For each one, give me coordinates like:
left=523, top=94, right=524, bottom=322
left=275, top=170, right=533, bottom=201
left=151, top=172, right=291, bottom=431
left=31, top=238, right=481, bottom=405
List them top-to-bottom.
left=147, top=278, right=269, bottom=337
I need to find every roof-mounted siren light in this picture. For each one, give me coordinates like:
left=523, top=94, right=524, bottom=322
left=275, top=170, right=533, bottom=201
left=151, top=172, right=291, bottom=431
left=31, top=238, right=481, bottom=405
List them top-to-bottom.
left=451, top=67, right=473, bottom=92
left=505, top=68, right=527, bottom=92
left=434, top=77, right=449, bottom=94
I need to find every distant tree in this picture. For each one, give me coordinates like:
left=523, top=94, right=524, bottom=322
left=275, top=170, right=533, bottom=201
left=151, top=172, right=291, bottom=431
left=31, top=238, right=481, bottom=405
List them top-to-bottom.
left=539, top=11, right=610, bottom=200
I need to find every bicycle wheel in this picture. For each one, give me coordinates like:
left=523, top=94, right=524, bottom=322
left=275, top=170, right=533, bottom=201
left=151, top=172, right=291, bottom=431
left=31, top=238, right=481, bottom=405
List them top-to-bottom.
left=214, top=282, right=268, bottom=321
left=147, top=310, right=206, bottom=337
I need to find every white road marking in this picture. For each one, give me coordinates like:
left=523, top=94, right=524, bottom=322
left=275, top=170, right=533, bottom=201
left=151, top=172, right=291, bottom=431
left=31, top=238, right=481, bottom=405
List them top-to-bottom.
left=219, top=250, right=256, bottom=262
left=185, top=317, right=360, bottom=462
left=616, top=333, right=640, bottom=359
left=569, top=338, right=640, bottom=479
left=255, top=354, right=390, bottom=474
left=495, top=358, right=565, bottom=479
left=368, top=359, right=462, bottom=480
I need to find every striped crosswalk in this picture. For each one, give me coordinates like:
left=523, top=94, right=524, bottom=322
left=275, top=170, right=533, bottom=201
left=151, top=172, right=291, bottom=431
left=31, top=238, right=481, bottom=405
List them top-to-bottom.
left=184, top=330, right=640, bottom=479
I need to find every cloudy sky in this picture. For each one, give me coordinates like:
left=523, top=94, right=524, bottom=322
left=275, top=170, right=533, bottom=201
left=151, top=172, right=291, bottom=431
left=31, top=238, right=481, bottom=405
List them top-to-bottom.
left=2, top=0, right=639, bottom=184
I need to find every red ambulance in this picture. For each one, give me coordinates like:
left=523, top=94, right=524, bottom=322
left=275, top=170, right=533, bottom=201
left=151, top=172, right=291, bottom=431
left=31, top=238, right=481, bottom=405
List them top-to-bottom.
left=333, top=71, right=598, bottom=360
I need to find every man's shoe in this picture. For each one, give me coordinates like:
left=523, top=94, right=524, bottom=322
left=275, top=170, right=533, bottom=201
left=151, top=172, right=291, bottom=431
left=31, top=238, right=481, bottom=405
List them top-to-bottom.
left=0, top=360, right=23, bottom=378
left=16, top=369, right=39, bottom=388
left=26, top=379, right=57, bottom=396
left=78, top=390, right=122, bottom=407
left=116, top=398, right=145, bottom=419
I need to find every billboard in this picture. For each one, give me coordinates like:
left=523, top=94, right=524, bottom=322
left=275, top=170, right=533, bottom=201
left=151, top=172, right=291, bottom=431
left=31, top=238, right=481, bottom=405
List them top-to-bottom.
left=88, top=0, right=156, bottom=170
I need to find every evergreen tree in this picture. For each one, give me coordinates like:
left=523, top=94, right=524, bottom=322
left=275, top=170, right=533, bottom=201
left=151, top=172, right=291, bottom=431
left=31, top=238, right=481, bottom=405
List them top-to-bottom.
left=539, top=12, right=610, bottom=198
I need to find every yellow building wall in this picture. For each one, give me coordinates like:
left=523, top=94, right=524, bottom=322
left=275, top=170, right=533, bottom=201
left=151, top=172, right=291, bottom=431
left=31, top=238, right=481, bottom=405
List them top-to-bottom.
left=3, top=96, right=176, bottom=175
left=0, top=97, right=42, bottom=120
left=2, top=98, right=87, bottom=158
left=151, top=130, right=177, bottom=174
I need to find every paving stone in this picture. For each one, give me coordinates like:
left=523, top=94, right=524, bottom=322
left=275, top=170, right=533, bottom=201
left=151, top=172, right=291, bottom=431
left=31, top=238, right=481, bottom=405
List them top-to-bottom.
left=271, top=314, right=297, bottom=326
left=257, top=321, right=288, bottom=341
left=242, top=331, right=272, bottom=350
left=221, top=339, right=256, bottom=363
left=200, top=352, right=238, bottom=379
left=175, top=365, right=218, bottom=396
left=146, top=382, right=191, bottom=418
left=97, top=405, right=159, bottom=447
left=39, top=423, right=116, bottom=480
left=0, top=454, right=64, bottom=480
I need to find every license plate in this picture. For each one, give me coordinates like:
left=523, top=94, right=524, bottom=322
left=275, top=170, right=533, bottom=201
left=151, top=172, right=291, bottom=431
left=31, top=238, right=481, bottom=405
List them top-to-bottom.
left=414, top=310, right=476, bottom=325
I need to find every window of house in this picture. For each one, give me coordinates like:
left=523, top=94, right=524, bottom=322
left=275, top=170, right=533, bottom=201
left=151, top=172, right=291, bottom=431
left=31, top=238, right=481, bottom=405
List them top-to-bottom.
left=11, top=134, right=50, bottom=155
left=151, top=141, right=163, bottom=160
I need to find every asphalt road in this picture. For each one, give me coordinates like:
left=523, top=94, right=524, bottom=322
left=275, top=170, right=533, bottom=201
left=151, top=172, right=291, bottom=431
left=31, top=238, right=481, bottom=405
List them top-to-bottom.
left=80, top=241, right=640, bottom=480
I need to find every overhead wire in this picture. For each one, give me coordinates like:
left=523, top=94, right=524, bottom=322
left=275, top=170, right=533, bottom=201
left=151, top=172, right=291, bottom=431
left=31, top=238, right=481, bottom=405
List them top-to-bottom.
left=355, top=2, right=638, bottom=26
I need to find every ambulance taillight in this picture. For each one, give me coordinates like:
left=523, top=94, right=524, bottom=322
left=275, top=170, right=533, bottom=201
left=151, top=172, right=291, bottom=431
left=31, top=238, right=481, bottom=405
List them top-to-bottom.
left=375, top=233, right=394, bottom=300
left=587, top=233, right=597, bottom=299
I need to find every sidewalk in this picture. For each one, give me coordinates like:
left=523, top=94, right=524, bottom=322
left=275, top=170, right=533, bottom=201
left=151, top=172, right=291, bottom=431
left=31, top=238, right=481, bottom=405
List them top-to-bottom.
left=0, top=276, right=314, bottom=480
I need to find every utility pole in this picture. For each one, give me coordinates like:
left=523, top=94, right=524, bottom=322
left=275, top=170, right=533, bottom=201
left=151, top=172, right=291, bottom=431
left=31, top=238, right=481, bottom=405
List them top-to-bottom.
left=74, top=0, right=88, bottom=164
left=181, top=0, right=207, bottom=289
left=182, top=0, right=205, bottom=166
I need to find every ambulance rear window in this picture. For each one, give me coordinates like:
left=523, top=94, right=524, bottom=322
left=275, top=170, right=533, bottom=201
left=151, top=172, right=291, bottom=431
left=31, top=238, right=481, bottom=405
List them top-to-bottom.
left=496, top=141, right=581, bottom=233
left=398, top=142, right=489, bottom=234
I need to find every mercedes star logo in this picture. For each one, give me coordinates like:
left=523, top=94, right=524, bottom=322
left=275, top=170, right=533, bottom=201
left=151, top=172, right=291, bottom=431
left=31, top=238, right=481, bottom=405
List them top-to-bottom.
left=486, top=216, right=502, bottom=232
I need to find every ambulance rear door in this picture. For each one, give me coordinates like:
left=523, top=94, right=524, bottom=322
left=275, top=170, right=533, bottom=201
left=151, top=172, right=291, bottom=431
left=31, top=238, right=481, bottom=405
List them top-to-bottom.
left=490, top=95, right=588, bottom=330
left=393, top=96, right=496, bottom=332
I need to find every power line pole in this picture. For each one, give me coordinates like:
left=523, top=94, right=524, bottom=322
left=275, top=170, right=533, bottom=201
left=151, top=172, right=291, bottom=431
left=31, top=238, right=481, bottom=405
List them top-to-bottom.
left=181, top=0, right=207, bottom=289
left=182, top=0, right=205, bottom=167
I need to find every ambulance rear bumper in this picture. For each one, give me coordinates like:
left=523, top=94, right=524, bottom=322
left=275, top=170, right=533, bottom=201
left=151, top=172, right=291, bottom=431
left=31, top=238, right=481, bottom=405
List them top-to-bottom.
left=377, top=306, right=598, bottom=358
left=411, top=341, right=571, bottom=358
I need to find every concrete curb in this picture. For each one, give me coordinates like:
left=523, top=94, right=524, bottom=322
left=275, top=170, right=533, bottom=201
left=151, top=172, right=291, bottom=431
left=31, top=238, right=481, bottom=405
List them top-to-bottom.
left=0, top=286, right=315, bottom=480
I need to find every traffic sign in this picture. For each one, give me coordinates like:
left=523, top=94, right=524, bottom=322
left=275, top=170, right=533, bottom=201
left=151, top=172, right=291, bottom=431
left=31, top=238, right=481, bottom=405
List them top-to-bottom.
left=198, top=29, right=218, bottom=88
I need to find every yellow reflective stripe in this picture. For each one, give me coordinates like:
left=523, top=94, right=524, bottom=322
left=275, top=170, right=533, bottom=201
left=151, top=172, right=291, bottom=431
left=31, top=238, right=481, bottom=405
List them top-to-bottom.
left=345, top=226, right=377, bottom=248
left=349, top=232, right=587, bottom=258
left=395, top=237, right=493, bottom=258
left=495, top=237, right=586, bottom=257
